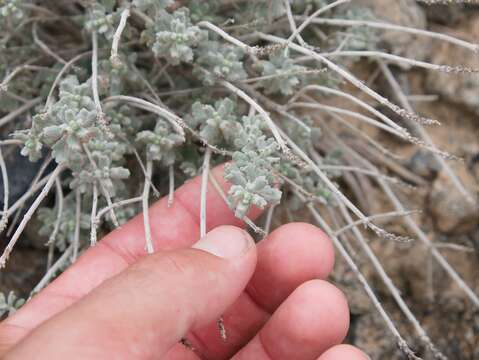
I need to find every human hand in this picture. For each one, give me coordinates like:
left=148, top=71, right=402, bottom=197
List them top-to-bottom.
left=0, top=165, right=368, bottom=360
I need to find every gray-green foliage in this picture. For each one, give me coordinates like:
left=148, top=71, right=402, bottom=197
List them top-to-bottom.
left=0, top=0, right=380, bottom=292
left=0, top=0, right=24, bottom=20
left=144, top=8, right=206, bottom=65
left=194, top=41, right=247, bottom=85
left=255, top=50, right=306, bottom=96
left=187, top=98, right=240, bottom=145
left=225, top=115, right=282, bottom=218
left=136, top=119, right=185, bottom=165
left=0, top=291, right=25, bottom=317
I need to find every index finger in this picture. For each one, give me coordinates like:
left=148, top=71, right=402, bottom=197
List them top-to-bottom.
left=0, top=164, right=261, bottom=351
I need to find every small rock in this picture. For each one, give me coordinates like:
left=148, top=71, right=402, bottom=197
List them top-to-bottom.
left=357, top=0, right=431, bottom=61
left=421, top=4, right=464, bottom=26
left=426, top=13, right=479, bottom=114
left=409, top=149, right=441, bottom=180
left=428, top=165, right=479, bottom=234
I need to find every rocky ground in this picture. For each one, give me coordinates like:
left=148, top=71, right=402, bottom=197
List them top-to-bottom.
left=1, top=1, right=479, bottom=359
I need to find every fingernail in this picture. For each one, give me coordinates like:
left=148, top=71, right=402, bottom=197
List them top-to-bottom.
left=193, top=227, right=252, bottom=259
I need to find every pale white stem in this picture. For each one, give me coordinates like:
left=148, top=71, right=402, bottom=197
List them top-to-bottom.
left=282, top=0, right=307, bottom=47
left=287, top=0, right=350, bottom=44
left=110, top=7, right=130, bottom=67
left=293, top=16, right=479, bottom=53
left=197, top=21, right=255, bottom=53
left=91, top=31, right=110, bottom=137
left=91, top=31, right=101, bottom=114
left=257, top=33, right=439, bottom=126
left=321, top=50, right=477, bottom=73
left=45, top=51, right=91, bottom=109
left=378, top=61, right=475, bottom=203
left=241, top=68, right=327, bottom=84
left=221, top=81, right=289, bottom=154
left=288, top=84, right=409, bottom=134
left=104, top=95, right=185, bottom=136
left=288, top=101, right=408, bottom=139
left=323, top=110, right=406, bottom=162
left=279, top=126, right=411, bottom=242
left=335, top=131, right=479, bottom=307
left=83, top=144, right=119, bottom=227
left=0, top=147, right=9, bottom=232
left=132, top=147, right=160, bottom=197
left=200, top=148, right=212, bottom=238
left=8, top=154, right=53, bottom=236
left=142, top=160, right=154, bottom=254
left=168, top=164, right=174, bottom=208
left=0, top=165, right=64, bottom=268
left=1, top=176, right=50, bottom=218
left=47, top=177, right=63, bottom=246
left=381, top=180, right=479, bottom=307
left=90, top=181, right=98, bottom=246
left=72, top=188, right=81, bottom=262
left=301, top=194, right=420, bottom=360
left=95, top=197, right=142, bottom=224
left=337, top=202, right=446, bottom=360
left=264, top=204, right=276, bottom=235
left=334, top=210, right=419, bottom=236
left=434, top=243, right=475, bottom=252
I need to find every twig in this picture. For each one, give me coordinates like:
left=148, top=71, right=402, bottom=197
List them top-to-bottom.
left=282, top=0, right=307, bottom=47
left=287, top=0, right=350, bottom=45
left=110, top=7, right=130, bottom=68
left=293, top=16, right=479, bottom=53
left=91, top=31, right=111, bottom=138
left=258, top=33, right=440, bottom=126
left=321, top=50, right=478, bottom=74
left=45, top=51, right=92, bottom=110
left=378, top=61, right=475, bottom=202
left=221, top=81, right=290, bottom=155
left=104, top=95, right=185, bottom=136
left=83, top=144, right=119, bottom=227
left=0, top=147, right=9, bottom=232
left=200, top=148, right=212, bottom=238
left=7, top=154, right=53, bottom=236
left=142, top=160, right=154, bottom=254
left=168, top=164, right=174, bottom=207
left=0, top=165, right=64, bottom=268
left=47, top=177, right=64, bottom=247
left=90, top=181, right=98, bottom=246
left=72, top=188, right=81, bottom=262
left=300, top=193, right=421, bottom=360
left=95, top=197, right=142, bottom=224
left=337, top=202, right=446, bottom=360
left=264, top=204, right=276, bottom=235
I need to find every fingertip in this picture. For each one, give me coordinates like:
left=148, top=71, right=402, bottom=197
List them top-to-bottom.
left=248, top=222, right=335, bottom=311
left=267, top=222, right=335, bottom=277
left=194, top=225, right=257, bottom=261
left=285, top=280, right=350, bottom=347
left=318, top=344, right=370, bottom=360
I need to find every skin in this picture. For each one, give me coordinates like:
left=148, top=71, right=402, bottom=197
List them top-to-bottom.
left=0, top=165, right=369, bottom=360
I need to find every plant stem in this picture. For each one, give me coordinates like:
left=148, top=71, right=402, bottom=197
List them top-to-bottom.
left=142, top=160, right=154, bottom=254
left=0, top=165, right=64, bottom=268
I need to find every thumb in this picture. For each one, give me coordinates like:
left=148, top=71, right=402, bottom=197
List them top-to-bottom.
left=5, top=226, right=257, bottom=360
